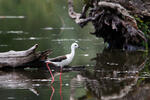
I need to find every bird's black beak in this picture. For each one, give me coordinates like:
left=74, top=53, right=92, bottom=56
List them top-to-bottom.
left=78, top=46, right=85, bottom=51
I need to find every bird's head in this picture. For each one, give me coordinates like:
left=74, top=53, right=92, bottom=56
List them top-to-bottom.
left=71, top=43, right=79, bottom=49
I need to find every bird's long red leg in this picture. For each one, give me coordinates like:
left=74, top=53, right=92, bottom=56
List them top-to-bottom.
left=46, top=62, right=55, bottom=84
left=59, top=67, right=63, bottom=100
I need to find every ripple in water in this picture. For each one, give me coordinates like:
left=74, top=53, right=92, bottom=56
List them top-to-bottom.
left=0, top=16, right=25, bottom=19
left=42, top=27, right=74, bottom=30
left=0, top=30, right=28, bottom=34
left=13, top=37, right=50, bottom=40
left=52, top=38, right=91, bottom=42
left=0, top=44, right=8, bottom=47
left=8, top=97, right=15, bottom=100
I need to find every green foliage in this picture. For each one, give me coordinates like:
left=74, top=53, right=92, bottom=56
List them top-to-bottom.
left=81, top=0, right=90, bottom=4
left=135, top=16, right=150, bottom=35
left=135, top=16, right=150, bottom=51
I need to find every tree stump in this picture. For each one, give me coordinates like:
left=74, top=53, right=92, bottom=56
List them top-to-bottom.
left=68, top=0, right=149, bottom=50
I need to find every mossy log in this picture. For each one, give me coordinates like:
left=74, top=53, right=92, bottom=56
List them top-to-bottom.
left=68, top=0, right=149, bottom=50
left=0, top=44, right=51, bottom=68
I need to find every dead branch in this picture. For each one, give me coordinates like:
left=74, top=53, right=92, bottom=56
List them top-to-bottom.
left=0, top=44, right=51, bottom=68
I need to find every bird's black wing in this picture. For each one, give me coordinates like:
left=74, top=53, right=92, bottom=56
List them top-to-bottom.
left=49, top=56, right=67, bottom=62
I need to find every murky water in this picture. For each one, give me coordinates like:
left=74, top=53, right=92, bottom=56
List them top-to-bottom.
left=0, top=0, right=150, bottom=100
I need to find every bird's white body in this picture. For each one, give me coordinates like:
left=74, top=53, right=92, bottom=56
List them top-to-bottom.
left=48, top=43, right=78, bottom=67
left=52, top=53, right=74, bottom=67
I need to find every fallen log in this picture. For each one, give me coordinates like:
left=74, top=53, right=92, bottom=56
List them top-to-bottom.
left=68, top=0, right=149, bottom=50
left=0, top=44, right=51, bottom=68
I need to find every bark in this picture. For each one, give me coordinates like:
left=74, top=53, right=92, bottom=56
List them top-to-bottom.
left=68, top=0, right=149, bottom=50
left=102, top=0, right=150, bottom=20
left=0, top=44, right=51, bottom=68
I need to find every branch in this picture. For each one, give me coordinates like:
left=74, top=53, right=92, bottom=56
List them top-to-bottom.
left=68, top=0, right=92, bottom=25
left=0, top=44, right=51, bottom=68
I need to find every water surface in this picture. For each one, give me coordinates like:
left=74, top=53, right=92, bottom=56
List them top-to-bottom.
left=0, top=0, right=150, bottom=100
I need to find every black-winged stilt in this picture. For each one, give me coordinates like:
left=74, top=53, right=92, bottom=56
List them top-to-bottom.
left=45, top=42, right=79, bottom=84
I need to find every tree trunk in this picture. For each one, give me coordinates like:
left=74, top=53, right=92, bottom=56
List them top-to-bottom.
left=0, top=44, right=51, bottom=68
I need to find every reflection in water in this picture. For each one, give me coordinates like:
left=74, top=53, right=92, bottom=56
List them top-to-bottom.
left=0, top=50, right=150, bottom=100
left=70, top=50, right=149, bottom=100
left=46, top=62, right=55, bottom=84
left=46, top=62, right=64, bottom=100
left=46, top=62, right=63, bottom=100
left=46, top=62, right=55, bottom=100
left=0, top=67, right=67, bottom=100
left=59, top=68, right=63, bottom=100
left=0, top=70, right=42, bottom=96
left=50, top=85, right=55, bottom=100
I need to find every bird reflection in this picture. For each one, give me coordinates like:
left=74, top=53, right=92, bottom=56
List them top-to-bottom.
left=46, top=62, right=63, bottom=100
left=46, top=62, right=55, bottom=84
left=59, top=67, right=63, bottom=100
left=48, top=71, right=63, bottom=100
left=50, top=85, right=55, bottom=100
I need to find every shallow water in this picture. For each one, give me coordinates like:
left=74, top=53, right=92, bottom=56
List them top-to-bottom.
left=0, top=0, right=150, bottom=100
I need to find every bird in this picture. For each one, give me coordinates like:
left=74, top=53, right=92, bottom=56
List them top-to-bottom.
left=45, top=42, right=80, bottom=84
left=47, top=42, right=79, bottom=67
